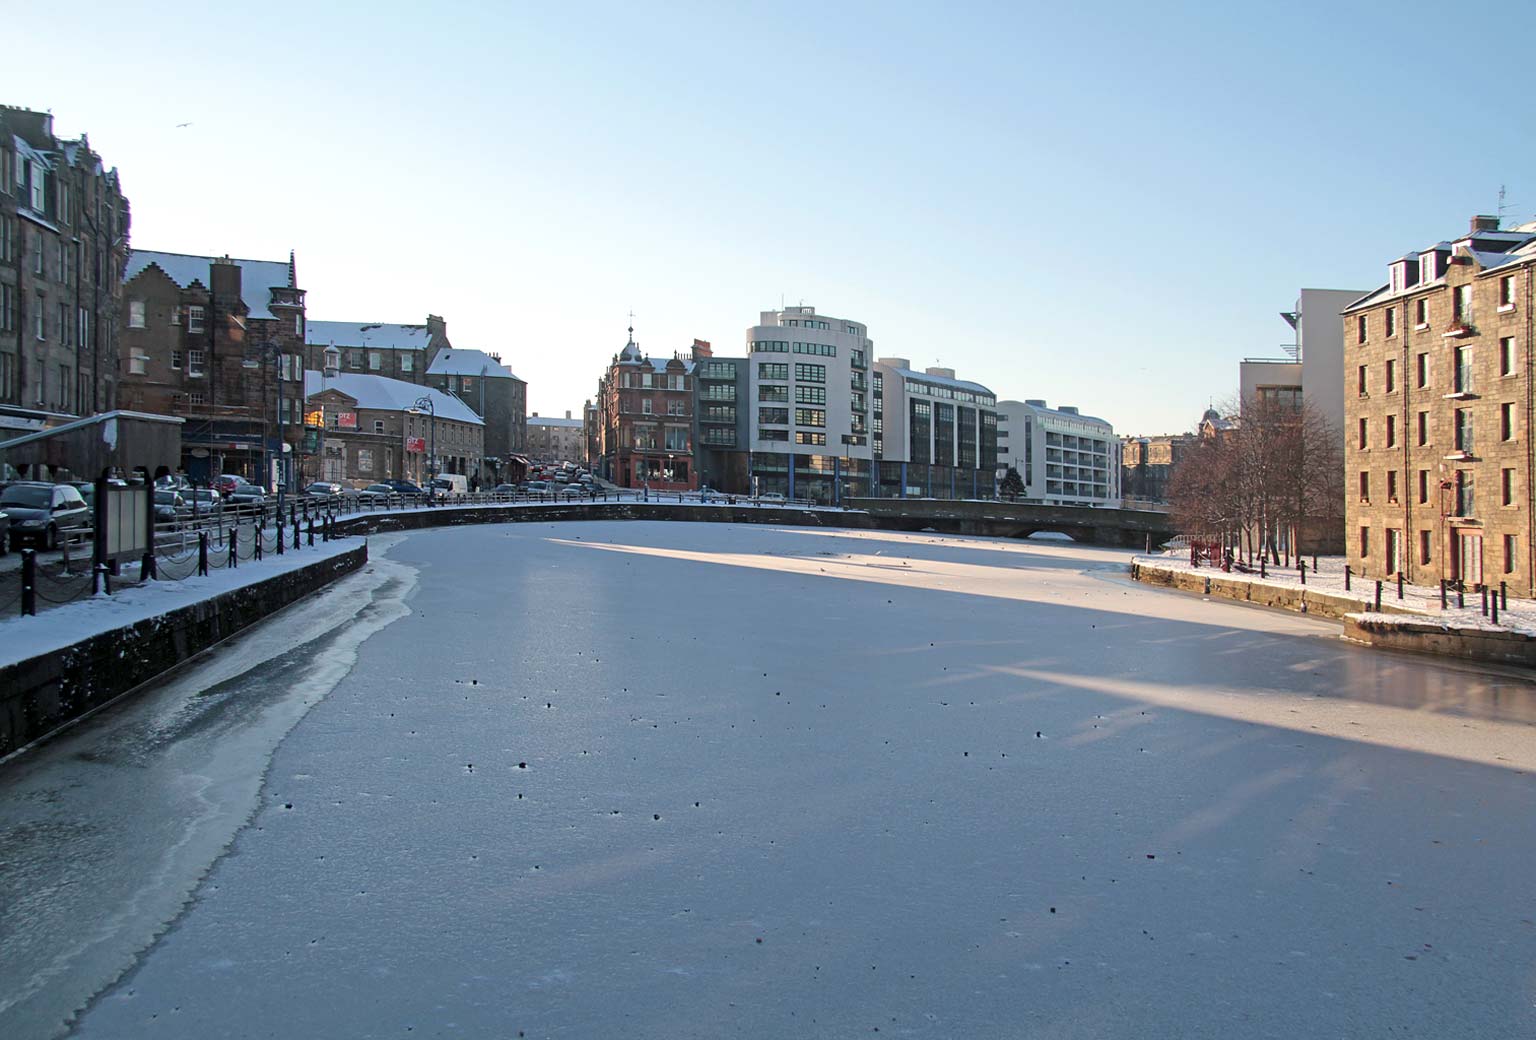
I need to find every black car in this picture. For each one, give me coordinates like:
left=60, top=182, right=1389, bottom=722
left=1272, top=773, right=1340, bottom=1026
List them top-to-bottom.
left=380, top=479, right=424, bottom=495
left=0, top=482, right=91, bottom=550
left=225, top=488, right=267, bottom=515
left=154, top=490, right=189, bottom=524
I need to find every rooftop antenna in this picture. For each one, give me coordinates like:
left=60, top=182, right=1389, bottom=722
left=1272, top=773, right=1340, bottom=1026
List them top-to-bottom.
left=1498, top=184, right=1512, bottom=228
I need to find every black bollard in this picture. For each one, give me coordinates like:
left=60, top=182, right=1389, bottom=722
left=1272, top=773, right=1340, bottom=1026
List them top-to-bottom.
left=308, top=517, right=315, bottom=547
left=198, top=532, right=209, bottom=576
left=228, top=537, right=237, bottom=569
left=20, top=549, right=36, bottom=616
left=1260, top=554, right=1267, bottom=578
left=1299, top=560, right=1306, bottom=586
left=1344, top=564, right=1351, bottom=591
left=1397, top=572, right=1404, bottom=600
left=1440, top=579, right=1448, bottom=610
left=1374, top=580, right=1382, bottom=611
left=1457, top=581, right=1465, bottom=609
left=1501, top=581, right=1508, bottom=610
left=1481, top=586, right=1489, bottom=618
left=1492, top=595, right=1500, bottom=625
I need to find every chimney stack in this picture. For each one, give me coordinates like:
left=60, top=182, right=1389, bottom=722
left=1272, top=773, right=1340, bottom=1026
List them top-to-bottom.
left=1471, top=214, right=1500, bottom=233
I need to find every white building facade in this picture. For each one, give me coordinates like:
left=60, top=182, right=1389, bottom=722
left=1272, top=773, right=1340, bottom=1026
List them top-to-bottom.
left=745, top=305, right=873, bottom=503
left=996, top=399, right=1121, bottom=507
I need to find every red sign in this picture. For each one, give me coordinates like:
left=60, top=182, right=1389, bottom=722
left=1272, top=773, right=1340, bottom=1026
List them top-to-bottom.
left=336, top=411, right=357, bottom=429
left=406, top=437, right=426, bottom=453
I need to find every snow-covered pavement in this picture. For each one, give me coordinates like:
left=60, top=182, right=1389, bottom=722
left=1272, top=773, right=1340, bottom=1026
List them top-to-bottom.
left=3, top=522, right=1535, bottom=1038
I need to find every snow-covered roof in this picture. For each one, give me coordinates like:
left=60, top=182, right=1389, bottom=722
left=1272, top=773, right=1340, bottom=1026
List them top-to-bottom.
left=12, top=134, right=51, bottom=168
left=1344, top=227, right=1536, bottom=314
left=126, top=251, right=294, bottom=320
left=306, top=321, right=432, bottom=351
left=615, top=334, right=694, bottom=373
left=427, top=348, right=521, bottom=381
left=883, top=365, right=993, bottom=396
left=303, top=371, right=483, bottom=425
left=1000, top=399, right=1113, bottom=428
left=528, top=416, right=583, bottom=429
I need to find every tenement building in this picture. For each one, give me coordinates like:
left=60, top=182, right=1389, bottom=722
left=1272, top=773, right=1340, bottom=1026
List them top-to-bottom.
left=0, top=106, right=130, bottom=419
left=1343, top=215, right=1536, bottom=593
left=119, top=250, right=306, bottom=485
left=746, top=306, right=872, bottom=503
left=304, top=317, right=447, bottom=383
left=593, top=326, right=696, bottom=489
left=424, top=346, right=527, bottom=484
left=870, top=359, right=998, bottom=499
left=995, top=399, right=1120, bottom=507
left=526, top=411, right=584, bottom=464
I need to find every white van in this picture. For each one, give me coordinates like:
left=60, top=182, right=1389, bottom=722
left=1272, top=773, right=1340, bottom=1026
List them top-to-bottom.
left=430, top=474, right=468, bottom=495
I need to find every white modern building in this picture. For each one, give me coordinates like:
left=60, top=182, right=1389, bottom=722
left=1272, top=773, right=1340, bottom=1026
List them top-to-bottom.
left=1238, top=288, right=1364, bottom=435
left=745, top=305, right=873, bottom=503
left=871, top=359, right=998, bottom=498
left=996, top=399, right=1121, bottom=506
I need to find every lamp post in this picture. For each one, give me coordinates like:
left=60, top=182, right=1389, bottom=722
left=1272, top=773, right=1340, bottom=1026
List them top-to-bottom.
left=243, top=341, right=287, bottom=511
left=414, top=395, right=437, bottom=494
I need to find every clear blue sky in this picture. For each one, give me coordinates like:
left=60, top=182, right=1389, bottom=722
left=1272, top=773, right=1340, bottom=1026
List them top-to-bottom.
left=11, top=1, right=1536, bottom=433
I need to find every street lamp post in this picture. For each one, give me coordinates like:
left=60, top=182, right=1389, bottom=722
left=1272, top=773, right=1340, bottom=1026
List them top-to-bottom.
left=245, top=341, right=286, bottom=512
left=414, top=395, right=437, bottom=494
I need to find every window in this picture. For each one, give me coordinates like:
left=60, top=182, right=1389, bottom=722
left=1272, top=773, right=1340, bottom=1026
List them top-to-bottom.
left=29, top=162, right=44, bottom=211
left=0, top=215, right=11, bottom=262
left=1500, top=276, right=1515, bottom=309
left=1453, top=284, right=1472, bottom=323
left=0, top=285, right=12, bottom=332
left=34, top=293, right=44, bottom=340
left=1415, top=298, right=1429, bottom=327
left=128, top=300, right=145, bottom=328
left=188, top=305, right=205, bottom=333
left=76, top=307, right=87, bottom=348
left=1385, top=307, right=1397, bottom=337
left=1356, top=315, right=1367, bottom=344
left=1501, top=337, right=1515, bottom=376
left=792, top=341, right=836, bottom=357
left=1453, top=346, right=1472, bottom=393
left=188, top=349, right=206, bottom=375
left=349, top=349, right=363, bottom=368
left=170, top=350, right=182, bottom=370
left=0, top=351, right=12, bottom=400
left=128, top=351, right=147, bottom=375
left=369, top=351, right=382, bottom=371
left=1416, top=352, right=1429, bottom=388
left=401, top=354, right=413, bottom=373
left=1385, top=358, right=1396, bottom=393
left=758, top=362, right=788, bottom=380
left=794, top=363, right=826, bottom=383
left=1357, top=365, right=1368, bottom=396
left=758, top=384, right=788, bottom=403
left=795, top=385, right=826, bottom=405
left=188, top=391, right=206, bottom=406
left=640, top=398, right=652, bottom=415
left=666, top=399, right=686, bottom=416
left=1502, top=401, right=1515, bottom=441
left=759, top=407, right=789, bottom=424
left=794, top=408, right=826, bottom=427
left=1455, top=409, right=1474, bottom=454
left=1417, top=411, right=1428, bottom=446
left=1386, top=414, right=1396, bottom=447
left=1358, top=416, right=1369, bottom=449
left=374, top=419, right=385, bottom=434
left=664, top=426, right=689, bottom=451
left=759, top=427, right=789, bottom=442
left=795, top=431, right=827, bottom=445
left=358, top=449, right=374, bottom=475
left=1503, top=467, right=1515, bottom=506
left=1387, top=469, right=1398, bottom=502
left=1418, top=469, right=1429, bottom=504
left=1455, top=470, right=1475, bottom=516
left=1358, top=471, right=1370, bottom=502
left=1359, top=527, right=1370, bottom=558
left=1386, top=529, right=1401, bottom=575
left=1420, top=530, right=1432, bottom=566
left=1505, top=534, right=1517, bottom=573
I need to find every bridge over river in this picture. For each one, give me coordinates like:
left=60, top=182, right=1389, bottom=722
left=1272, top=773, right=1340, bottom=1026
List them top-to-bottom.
left=851, top=497, right=1176, bottom=547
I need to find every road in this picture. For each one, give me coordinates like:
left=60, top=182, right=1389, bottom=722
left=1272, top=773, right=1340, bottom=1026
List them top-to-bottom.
left=2, top=522, right=1534, bottom=1038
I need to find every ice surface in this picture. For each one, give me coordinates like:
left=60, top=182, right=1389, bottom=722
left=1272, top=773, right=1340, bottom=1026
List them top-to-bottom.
left=3, top=522, right=1535, bottom=1039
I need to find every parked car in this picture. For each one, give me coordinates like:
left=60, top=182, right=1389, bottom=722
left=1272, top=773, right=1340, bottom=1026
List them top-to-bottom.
left=156, top=474, right=193, bottom=493
left=213, top=474, right=252, bottom=496
left=380, top=479, right=424, bottom=495
left=525, top=480, right=551, bottom=495
left=303, top=481, right=344, bottom=502
left=0, top=482, right=91, bottom=549
left=559, top=483, right=588, bottom=498
left=356, top=484, right=395, bottom=504
left=492, top=484, right=520, bottom=495
left=186, top=488, right=223, bottom=516
left=225, top=488, right=267, bottom=514
left=154, top=490, right=190, bottom=523
left=757, top=492, right=787, bottom=504
left=0, top=509, right=9, bottom=554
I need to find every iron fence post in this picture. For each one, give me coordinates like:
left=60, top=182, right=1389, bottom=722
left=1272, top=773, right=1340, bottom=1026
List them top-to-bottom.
left=198, top=532, right=209, bottom=576
left=20, top=549, right=36, bottom=616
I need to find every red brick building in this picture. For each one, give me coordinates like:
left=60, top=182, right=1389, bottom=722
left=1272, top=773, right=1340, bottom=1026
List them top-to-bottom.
left=593, top=327, right=695, bottom=489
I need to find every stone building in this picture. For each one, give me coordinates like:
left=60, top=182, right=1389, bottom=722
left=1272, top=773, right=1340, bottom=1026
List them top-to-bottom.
left=0, top=106, right=130, bottom=420
left=1343, top=215, right=1536, bottom=593
left=119, top=250, right=306, bottom=485
left=304, top=317, right=446, bottom=384
left=593, top=326, right=696, bottom=490
left=424, top=346, right=527, bottom=483
left=303, top=369, right=482, bottom=487
left=526, top=411, right=584, bottom=464
left=1120, top=432, right=1197, bottom=506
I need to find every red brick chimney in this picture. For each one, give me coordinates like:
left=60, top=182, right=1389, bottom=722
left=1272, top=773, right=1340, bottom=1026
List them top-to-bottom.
left=1471, top=215, right=1500, bottom=233
left=210, top=256, right=243, bottom=313
left=692, top=338, right=712, bottom=358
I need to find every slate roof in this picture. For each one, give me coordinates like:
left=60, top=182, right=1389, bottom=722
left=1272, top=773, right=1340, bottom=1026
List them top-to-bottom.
left=126, top=250, right=293, bottom=320
left=306, top=321, right=431, bottom=351
left=427, top=348, right=521, bottom=381
left=303, top=371, right=483, bottom=425
left=528, top=416, right=584, bottom=428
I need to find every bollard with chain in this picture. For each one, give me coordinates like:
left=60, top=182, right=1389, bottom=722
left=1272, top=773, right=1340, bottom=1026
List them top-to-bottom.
left=308, top=516, right=315, bottom=547
left=198, top=532, right=209, bottom=576
left=20, top=549, right=36, bottom=616
left=1299, top=560, right=1306, bottom=586
left=1344, top=564, right=1351, bottom=591
left=1397, top=572, right=1404, bottom=600
left=1440, top=579, right=1448, bottom=610
left=1374, top=580, right=1382, bottom=611
left=1456, top=580, right=1465, bottom=609
left=1501, top=581, right=1508, bottom=610
left=1481, top=585, right=1489, bottom=617
left=1492, top=594, right=1500, bottom=625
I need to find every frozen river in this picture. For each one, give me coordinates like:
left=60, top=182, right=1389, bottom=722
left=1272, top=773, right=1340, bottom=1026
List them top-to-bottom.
left=3, top=520, right=1535, bottom=1038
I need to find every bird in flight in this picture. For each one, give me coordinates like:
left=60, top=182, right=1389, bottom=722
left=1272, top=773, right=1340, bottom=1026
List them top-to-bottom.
left=175, top=122, right=192, bottom=128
